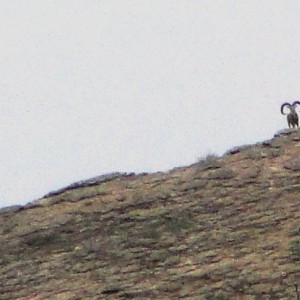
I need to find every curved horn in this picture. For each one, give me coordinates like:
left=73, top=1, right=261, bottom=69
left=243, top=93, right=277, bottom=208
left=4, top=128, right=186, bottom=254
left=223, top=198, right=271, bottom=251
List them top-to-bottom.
left=292, top=101, right=300, bottom=107
left=281, top=103, right=291, bottom=115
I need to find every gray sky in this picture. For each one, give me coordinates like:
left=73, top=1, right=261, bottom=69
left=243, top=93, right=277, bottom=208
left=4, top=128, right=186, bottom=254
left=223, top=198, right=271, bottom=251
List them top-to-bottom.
left=1, top=0, right=300, bottom=207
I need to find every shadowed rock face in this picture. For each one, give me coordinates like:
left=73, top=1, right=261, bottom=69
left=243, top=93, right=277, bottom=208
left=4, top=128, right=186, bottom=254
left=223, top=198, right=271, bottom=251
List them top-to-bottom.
left=1, top=130, right=300, bottom=299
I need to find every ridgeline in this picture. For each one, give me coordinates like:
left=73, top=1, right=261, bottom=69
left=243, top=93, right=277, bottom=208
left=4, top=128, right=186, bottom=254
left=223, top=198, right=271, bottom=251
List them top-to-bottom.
left=1, top=130, right=300, bottom=299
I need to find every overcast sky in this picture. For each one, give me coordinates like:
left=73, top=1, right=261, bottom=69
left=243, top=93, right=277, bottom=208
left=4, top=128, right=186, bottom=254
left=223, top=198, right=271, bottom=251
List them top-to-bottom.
left=1, top=0, right=300, bottom=207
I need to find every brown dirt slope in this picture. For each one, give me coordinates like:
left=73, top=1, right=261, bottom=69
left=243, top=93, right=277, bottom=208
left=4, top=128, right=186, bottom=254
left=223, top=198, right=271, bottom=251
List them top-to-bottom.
left=1, top=130, right=300, bottom=300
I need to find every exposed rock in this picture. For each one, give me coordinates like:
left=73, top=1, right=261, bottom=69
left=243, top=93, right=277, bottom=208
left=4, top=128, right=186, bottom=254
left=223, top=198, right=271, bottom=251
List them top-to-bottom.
left=274, top=128, right=296, bottom=137
left=42, top=172, right=128, bottom=198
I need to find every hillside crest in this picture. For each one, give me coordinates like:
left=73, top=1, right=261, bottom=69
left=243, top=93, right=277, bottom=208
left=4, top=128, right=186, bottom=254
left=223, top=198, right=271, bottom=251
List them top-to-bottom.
left=1, top=129, right=300, bottom=299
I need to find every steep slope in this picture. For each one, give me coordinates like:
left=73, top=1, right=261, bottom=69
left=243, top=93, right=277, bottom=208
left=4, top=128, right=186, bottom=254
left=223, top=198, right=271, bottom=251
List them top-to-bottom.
left=0, top=130, right=300, bottom=299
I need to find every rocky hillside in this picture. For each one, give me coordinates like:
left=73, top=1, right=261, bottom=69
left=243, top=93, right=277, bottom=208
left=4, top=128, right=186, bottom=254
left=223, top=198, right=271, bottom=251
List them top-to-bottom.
left=1, top=130, right=300, bottom=300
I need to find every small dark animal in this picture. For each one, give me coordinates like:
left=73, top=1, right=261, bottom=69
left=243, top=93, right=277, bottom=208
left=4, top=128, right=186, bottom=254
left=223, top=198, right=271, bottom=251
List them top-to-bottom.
left=281, top=101, right=300, bottom=128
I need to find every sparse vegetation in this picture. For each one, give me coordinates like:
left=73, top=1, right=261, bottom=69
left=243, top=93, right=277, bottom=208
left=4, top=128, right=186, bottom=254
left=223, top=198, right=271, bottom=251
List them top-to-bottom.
left=243, top=147, right=266, bottom=160
left=267, top=148, right=282, bottom=158
left=197, top=153, right=221, bottom=170
left=284, top=157, right=300, bottom=171
left=242, top=166, right=260, bottom=179
left=208, top=168, right=236, bottom=180
left=178, top=179, right=208, bottom=191
left=166, top=216, right=195, bottom=234
left=141, top=224, right=161, bottom=240
left=288, top=227, right=300, bottom=237
left=22, top=230, right=74, bottom=253
left=290, top=238, right=300, bottom=261
left=148, top=249, right=169, bottom=263
left=199, top=291, right=229, bottom=300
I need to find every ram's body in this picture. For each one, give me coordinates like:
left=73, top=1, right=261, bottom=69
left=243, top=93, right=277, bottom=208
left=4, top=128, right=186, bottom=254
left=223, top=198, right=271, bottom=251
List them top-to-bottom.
left=281, top=101, right=300, bottom=129
left=287, top=109, right=299, bottom=128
